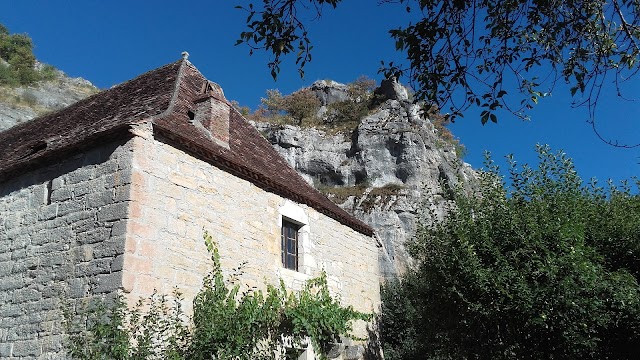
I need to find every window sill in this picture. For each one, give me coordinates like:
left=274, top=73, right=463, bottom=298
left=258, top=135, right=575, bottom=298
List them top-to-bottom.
left=277, top=267, right=312, bottom=290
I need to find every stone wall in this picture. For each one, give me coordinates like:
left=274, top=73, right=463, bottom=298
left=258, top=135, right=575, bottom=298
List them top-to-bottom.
left=0, top=128, right=380, bottom=359
left=122, top=128, right=380, bottom=350
left=0, top=138, right=134, bottom=359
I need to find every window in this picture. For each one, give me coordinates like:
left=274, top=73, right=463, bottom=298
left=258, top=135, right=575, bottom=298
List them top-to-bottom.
left=278, top=201, right=309, bottom=274
left=281, top=219, right=299, bottom=271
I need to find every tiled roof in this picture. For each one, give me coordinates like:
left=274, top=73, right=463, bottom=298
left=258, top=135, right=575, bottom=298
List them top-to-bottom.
left=0, top=59, right=373, bottom=236
left=0, top=61, right=180, bottom=180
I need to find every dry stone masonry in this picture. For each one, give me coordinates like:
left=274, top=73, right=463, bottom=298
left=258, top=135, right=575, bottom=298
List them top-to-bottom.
left=0, top=139, right=133, bottom=358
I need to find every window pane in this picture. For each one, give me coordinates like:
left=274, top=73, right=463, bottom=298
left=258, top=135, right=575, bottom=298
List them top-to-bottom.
left=281, top=220, right=299, bottom=270
left=281, top=226, right=286, bottom=265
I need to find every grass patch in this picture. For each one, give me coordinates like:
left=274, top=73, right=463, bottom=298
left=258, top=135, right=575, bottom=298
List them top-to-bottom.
left=429, top=105, right=467, bottom=159
left=319, top=183, right=369, bottom=204
left=320, top=183, right=408, bottom=212
left=358, top=184, right=407, bottom=212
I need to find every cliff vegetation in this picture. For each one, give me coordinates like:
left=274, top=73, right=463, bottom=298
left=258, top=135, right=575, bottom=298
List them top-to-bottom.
left=0, top=23, right=99, bottom=132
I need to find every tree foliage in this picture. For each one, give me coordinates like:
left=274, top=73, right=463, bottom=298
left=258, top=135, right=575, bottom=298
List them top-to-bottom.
left=236, top=0, right=342, bottom=79
left=236, top=1, right=640, bottom=144
left=0, top=23, right=38, bottom=85
left=252, top=76, right=377, bottom=134
left=261, top=87, right=321, bottom=125
left=380, top=145, right=640, bottom=359
left=66, top=231, right=369, bottom=359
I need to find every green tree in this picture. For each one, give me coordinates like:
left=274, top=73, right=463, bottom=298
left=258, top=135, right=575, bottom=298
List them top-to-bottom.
left=236, top=1, right=640, bottom=144
left=0, top=22, right=56, bottom=86
left=0, top=31, right=37, bottom=84
left=261, top=87, right=321, bottom=125
left=380, top=145, right=640, bottom=359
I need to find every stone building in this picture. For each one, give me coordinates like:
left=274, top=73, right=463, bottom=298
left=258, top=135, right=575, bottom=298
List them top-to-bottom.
left=0, top=57, right=380, bottom=359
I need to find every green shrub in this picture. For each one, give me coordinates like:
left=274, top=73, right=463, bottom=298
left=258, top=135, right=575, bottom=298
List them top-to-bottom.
left=0, top=62, right=17, bottom=86
left=39, top=63, right=58, bottom=81
left=324, top=76, right=376, bottom=131
left=253, top=77, right=377, bottom=134
left=381, top=145, right=640, bottom=359
left=66, top=231, right=370, bottom=359
left=65, top=291, right=187, bottom=359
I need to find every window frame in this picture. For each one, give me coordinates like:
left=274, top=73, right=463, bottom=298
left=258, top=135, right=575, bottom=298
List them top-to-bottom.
left=278, top=201, right=310, bottom=274
left=281, top=219, right=300, bottom=271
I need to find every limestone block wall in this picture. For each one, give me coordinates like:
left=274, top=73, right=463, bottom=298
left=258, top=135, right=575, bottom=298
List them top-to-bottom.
left=123, top=131, right=380, bottom=341
left=0, top=138, right=133, bottom=359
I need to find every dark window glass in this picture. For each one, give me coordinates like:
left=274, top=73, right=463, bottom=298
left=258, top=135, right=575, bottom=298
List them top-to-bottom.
left=281, top=220, right=299, bottom=270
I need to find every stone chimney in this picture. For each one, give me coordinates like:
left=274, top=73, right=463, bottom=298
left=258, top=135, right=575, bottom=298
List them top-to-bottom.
left=193, top=81, right=230, bottom=148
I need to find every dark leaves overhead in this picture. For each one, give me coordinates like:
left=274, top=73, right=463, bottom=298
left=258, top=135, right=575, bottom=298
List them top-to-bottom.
left=236, top=0, right=342, bottom=79
left=237, top=0, right=640, bottom=146
left=386, top=0, right=640, bottom=138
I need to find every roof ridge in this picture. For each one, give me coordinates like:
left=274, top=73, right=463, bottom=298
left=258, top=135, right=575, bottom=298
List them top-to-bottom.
left=148, top=59, right=190, bottom=124
left=151, top=62, right=374, bottom=236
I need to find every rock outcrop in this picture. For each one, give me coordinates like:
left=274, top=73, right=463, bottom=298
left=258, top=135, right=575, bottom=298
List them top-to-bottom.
left=254, top=81, right=477, bottom=278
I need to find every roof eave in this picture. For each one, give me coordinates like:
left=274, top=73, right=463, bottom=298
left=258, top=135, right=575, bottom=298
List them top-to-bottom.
left=0, top=123, right=135, bottom=184
left=151, top=123, right=374, bottom=237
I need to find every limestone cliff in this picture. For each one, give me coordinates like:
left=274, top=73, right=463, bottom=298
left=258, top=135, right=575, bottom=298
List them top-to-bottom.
left=0, top=63, right=98, bottom=132
left=253, top=80, right=478, bottom=278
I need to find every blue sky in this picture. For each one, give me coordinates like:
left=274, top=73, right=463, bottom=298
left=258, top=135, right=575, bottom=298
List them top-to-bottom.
left=1, top=1, right=638, bottom=185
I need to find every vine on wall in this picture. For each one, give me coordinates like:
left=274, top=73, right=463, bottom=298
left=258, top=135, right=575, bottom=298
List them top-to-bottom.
left=66, top=231, right=370, bottom=360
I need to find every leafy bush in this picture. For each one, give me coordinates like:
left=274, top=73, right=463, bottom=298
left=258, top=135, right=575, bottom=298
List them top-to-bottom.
left=0, top=23, right=59, bottom=86
left=0, top=62, right=17, bottom=86
left=39, top=63, right=58, bottom=81
left=324, top=76, right=376, bottom=130
left=251, top=77, right=378, bottom=134
left=230, top=100, right=251, bottom=116
left=380, top=145, right=640, bottom=359
left=66, top=231, right=369, bottom=359
left=378, top=280, right=419, bottom=360
left=65, top=291, right=188, bottom=359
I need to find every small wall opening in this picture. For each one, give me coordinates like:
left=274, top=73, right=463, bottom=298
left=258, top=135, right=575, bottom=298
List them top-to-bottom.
left=45, top=180, right=53, bottom=205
